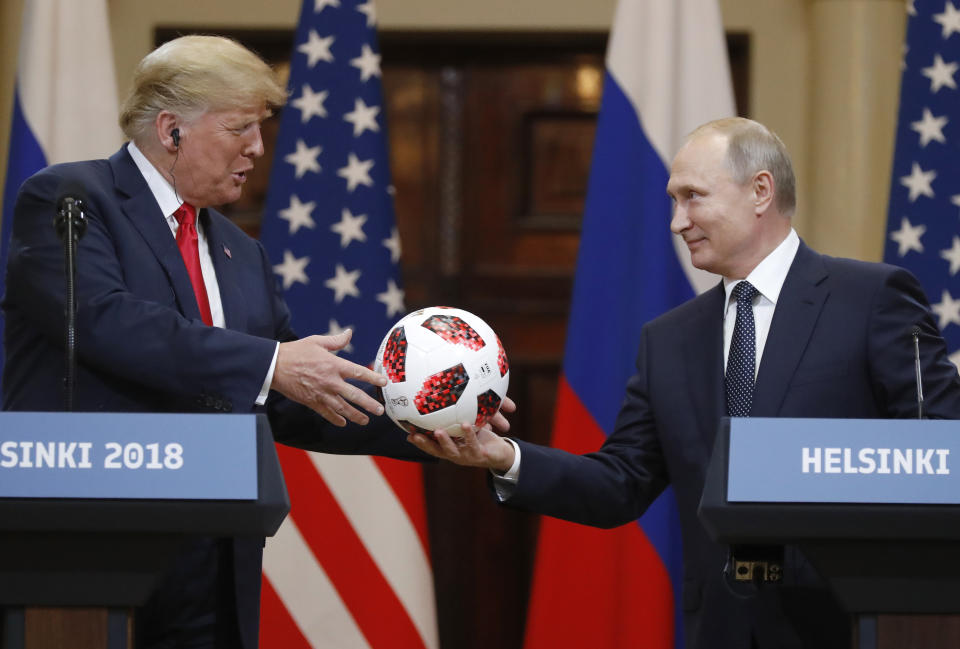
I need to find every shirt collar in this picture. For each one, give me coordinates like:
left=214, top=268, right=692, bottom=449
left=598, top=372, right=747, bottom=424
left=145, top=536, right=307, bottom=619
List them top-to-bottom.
left=127, top=141, right=183, bottom=219
left=723, top=228, right=800, bottom=307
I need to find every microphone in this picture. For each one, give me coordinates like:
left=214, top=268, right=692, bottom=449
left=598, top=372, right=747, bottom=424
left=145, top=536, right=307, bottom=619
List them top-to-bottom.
left=53, top=180, right=89, bottom=411
left=54, top=182, right=89, bottom=241
left=912, top=326, right=924, bottom=420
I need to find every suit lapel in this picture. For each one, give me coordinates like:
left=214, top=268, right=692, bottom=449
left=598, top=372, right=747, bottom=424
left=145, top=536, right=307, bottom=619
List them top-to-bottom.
left=109, top=146, right=203, bottom=321
left=203, top=210, right=245, bottom=330
left=752, top=241, right=829, bottom=416
left=685, top=282, right=726, bottom=450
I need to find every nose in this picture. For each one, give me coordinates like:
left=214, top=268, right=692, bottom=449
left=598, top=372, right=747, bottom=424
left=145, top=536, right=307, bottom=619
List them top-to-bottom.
left=244, top=124, right=265, bottom=159
left=670, top=202, right=690, bottom=235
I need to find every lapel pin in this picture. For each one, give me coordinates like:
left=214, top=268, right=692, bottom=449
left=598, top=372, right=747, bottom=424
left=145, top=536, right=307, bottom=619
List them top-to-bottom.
left=223, top=244, right=232, bottom=259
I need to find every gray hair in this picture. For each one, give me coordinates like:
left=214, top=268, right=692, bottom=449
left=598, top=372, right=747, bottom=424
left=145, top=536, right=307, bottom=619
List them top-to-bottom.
left=119, top=35, right=287, bottom=143
left=689, top=117, right=797, bottom=216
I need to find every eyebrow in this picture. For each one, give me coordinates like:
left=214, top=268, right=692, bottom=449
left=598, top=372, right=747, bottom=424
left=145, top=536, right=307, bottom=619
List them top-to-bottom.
left=665, top=182, right=686, bottom=197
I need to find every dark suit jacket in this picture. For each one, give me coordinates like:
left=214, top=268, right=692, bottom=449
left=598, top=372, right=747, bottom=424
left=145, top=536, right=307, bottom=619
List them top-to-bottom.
left=2, top=146, right=420, bottom=649
left=504, top=242, right=960, bottom=649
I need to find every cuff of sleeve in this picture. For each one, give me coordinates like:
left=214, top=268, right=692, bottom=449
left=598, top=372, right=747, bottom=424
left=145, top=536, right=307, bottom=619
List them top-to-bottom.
left=256, top=343, right=280, bottom=406
left=499, top=437, right=521, bottom=481
left=490, top=438, right=521, bottom=502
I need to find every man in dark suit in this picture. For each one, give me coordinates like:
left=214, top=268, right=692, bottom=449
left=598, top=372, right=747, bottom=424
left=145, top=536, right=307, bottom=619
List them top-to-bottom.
left=1, top=35, right=439, bottom=649
left=409, top=117, right=960, bottom=648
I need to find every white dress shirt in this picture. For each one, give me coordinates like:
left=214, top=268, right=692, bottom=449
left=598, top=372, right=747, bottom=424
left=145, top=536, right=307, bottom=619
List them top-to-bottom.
left=127, top=142, right=277, bottom=405
left=493, top=228, right=801, bottom=499
left=722, top=228, right=800, bottom=375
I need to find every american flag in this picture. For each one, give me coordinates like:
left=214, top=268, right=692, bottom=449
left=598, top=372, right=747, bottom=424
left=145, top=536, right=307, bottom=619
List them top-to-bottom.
left=886, top=0, right=960, bottom=367
left=258, top=2, right=438, bottom=648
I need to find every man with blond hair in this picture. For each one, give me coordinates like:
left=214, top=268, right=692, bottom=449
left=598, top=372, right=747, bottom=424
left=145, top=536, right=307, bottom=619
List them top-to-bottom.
left=2, top=35, right=434, bottom=649
left=410, top=117, right=960, bottom=648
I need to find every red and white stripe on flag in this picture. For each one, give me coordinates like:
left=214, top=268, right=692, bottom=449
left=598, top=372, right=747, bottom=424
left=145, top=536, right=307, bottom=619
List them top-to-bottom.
left=261, top=449, right=437, bottom=649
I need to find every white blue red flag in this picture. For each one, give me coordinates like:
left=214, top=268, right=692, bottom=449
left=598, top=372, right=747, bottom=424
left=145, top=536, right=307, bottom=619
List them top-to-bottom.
left=0, top=0, right=119, bottom=396
left=885, top=0, right=960, bottom=366
left=523, top=1, right=733, bottom=647
left=258, top=2, right=438, bottom=648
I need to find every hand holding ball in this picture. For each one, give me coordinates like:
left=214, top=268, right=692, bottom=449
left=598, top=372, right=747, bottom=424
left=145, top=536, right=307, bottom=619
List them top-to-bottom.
left=374, top=307, right=509, bottom=436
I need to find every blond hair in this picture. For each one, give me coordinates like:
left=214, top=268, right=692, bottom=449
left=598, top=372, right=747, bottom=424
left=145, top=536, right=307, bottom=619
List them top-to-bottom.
left=119, top=35, right=287, bottom=142
left=688, top=117, right=797, bottom=216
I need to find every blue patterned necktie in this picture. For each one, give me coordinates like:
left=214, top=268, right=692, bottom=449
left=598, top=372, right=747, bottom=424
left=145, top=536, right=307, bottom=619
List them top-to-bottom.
left=726, top=281, right=759, bottom=417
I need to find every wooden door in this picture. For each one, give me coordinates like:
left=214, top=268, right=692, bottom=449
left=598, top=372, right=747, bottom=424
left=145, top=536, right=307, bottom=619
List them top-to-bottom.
left=380, top=35, right=605, bottom=649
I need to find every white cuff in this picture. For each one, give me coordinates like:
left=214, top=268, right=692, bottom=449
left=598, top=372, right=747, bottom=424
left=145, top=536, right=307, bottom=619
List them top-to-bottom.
left=256, top=343, right=280, bottom=406
left=491, top=438, right=521, bottom=501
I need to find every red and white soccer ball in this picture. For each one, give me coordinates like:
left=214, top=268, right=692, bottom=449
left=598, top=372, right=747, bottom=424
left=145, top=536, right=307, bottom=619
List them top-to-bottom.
left=374, top=307, right=509, bottom=436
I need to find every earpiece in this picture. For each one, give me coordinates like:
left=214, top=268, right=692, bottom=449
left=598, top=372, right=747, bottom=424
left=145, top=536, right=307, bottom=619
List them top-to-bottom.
left=171, top=128, right=180, bottom=148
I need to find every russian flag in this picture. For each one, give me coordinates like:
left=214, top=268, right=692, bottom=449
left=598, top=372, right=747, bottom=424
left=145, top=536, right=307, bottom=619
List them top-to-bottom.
left=0, top=0, right=121, bottom=395
left=523, top=1, right=733, bottom=647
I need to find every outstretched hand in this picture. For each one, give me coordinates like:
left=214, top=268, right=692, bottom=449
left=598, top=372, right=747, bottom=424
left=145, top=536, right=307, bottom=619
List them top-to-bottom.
left=272, top=330, right=386, bottom=426
left=406, top=397, right=517, bottom=472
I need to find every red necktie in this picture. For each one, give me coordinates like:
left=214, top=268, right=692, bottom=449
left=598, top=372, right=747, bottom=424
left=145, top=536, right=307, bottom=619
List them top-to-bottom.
left=174, top=203, right=213, bottom=326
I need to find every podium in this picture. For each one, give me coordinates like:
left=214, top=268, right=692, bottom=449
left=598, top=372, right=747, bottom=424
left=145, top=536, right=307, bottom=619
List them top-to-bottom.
left=0, top=413, right=290, bottom=649
left=699, top=417, right=960, bottom=648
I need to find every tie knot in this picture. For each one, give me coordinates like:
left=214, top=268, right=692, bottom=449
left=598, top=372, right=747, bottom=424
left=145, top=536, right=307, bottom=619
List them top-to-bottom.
left=174, top=203, right=197, bottom=227
left=733, top=280, right=758, bottom=304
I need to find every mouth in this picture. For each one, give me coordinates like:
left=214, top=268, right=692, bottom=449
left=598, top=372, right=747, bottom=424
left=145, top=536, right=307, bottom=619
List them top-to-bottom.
left=232, top=169, right=252, bottom=183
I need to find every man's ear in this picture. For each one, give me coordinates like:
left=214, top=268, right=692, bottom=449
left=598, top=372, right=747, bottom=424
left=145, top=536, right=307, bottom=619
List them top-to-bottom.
left=155, top=111, right=180, bottom=153
left=753, top=170, right=775, bottom=214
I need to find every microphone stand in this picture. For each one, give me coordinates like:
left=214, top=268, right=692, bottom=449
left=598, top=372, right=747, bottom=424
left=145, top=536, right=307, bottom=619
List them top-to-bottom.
left=55, top=197, right=87, bottom=412
left=912, top=327, right=924, bottom=420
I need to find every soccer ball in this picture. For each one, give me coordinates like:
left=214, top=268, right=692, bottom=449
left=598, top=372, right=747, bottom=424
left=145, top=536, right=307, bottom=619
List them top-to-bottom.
left=374, top=307, right=509, bottom=436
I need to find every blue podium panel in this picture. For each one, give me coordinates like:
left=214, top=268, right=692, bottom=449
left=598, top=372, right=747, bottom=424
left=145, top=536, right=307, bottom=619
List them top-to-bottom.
left=0, top=412, right=257, bottom=500
left=0, top=413, right=289, bottom=607
left=700, top=418, right=960, bottom=614
left=727, top=418, right=959, bottom=504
